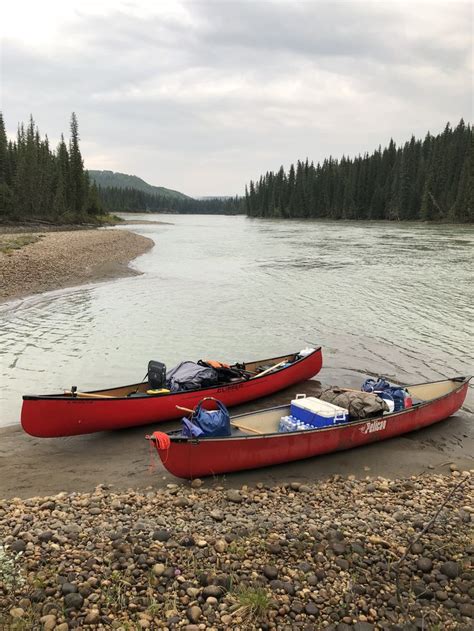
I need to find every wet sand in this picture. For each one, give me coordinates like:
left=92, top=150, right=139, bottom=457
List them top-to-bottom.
left=0, top=228, right=154, bottom=303
left=1, top=380, right=472, bottom=499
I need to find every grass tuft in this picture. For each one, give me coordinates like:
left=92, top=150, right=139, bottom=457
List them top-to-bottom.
left=0, top=234, right=42, bottom=255
left=234, top=585, right=271, bottom=622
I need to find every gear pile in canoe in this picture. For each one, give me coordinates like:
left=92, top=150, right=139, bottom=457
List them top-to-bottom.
left=21, top=347, right=323, bottom=437
left=147, top=376, right=471, bottom=479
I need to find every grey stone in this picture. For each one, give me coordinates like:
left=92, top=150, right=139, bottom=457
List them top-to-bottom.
left=226, top=489, right=243, bottom=503
left=210, top=510, right=224, bottom=521
left=152, top=529, right=171, bottom=542
left=38, top=531, right=54, bottom=542
left=9, top=540, right=26, bottom=553
left=331, top=541, right=346, bottom=555
left=416, top=557, right=433, bottom=573
left=335, top=558, right=350, bottom=571
left=439, top=561, right=460, bottom=579
left=263, top=565, right=278, bottom=580
left=61, top=583, right=78, bottom=595
left=202, top=585, right=223, bottom=599
left=64, top=592, right=84, bottom=609
left=305, top=602, right=319, bottom=616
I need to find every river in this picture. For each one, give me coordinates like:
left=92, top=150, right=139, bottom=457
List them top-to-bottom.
left=0, top=214, right=472, bottom=428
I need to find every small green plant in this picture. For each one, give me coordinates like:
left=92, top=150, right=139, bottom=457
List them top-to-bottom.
left=0, top=234, right=41, bottom=255
left=102, top=570, right=130, bottom=609
left=234, top=585, right=271, bottom=622
left=146, top=594, right=162, bottom=617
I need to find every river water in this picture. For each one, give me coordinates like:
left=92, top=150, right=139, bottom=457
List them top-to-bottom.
left=0, top=214, right=472, bottom=427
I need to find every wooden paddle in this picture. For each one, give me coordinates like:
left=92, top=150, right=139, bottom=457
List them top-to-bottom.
left=254, top=360, right=287, bottom=378
left=64, top=390, right=114, bottom=399
left=176, top=405, right=263, bottom=435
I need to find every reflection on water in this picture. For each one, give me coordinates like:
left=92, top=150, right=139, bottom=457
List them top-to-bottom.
left=1, top=215, right=473, bottom=426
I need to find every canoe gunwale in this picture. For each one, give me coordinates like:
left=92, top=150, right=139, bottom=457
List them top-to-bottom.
left=22, top=348, right=322, bottom=402
left=158, top=375, right=472, bottom=445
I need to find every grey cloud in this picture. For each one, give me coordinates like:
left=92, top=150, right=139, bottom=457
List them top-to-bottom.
left=2, top=1, right=472, bottom=196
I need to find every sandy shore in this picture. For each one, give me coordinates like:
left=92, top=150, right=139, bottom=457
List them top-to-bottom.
left=0, top=228, right=154, bottom=303
left=1, top=381, right=472, bottom=500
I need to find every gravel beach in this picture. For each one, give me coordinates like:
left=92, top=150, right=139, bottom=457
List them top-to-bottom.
left=0, top=228, right=154, bottom=303
left=0, top=472, right=472, bottom=630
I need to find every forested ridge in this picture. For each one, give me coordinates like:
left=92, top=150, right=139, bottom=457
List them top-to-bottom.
left=0, top=113, right=102, bottom=223
left=1, top=114, right=471, bottom=222
left=245, top=121, right=473, bottom=222
left=89, top=170, right=189, bottom=201
left=97, top=186, right=242, bottom=214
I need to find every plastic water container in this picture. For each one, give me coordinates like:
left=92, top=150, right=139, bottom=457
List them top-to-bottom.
left=290, top=395, right=349, bottom=428
left=278, top=415, right=312, bottom=433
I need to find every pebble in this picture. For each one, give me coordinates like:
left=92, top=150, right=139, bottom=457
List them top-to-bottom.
left=226, top=489, right=243, bottom=503
left=417, top=557, right=433, bottom=573
left=440, top=561, right=460, bottom=578
left=63, top=592, right=84, bottom=609
left=187, top=605, right=202, bottom=622
left=9, top=607, right=25, bottom=618
left=84, top=609, right=100, bottom=624
left=40, top=615, right=57, bottom=631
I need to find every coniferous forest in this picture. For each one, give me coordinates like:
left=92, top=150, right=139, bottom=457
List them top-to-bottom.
left=0, top=113, right=102, bottom=223
left=1, top=114, right=472, bottom=223
left=245, top=120, right=473, bottom=222
left=97, top=186, right=242, bottom=215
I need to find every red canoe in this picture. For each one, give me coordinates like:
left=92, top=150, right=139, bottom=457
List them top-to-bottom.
left=21, top=348, right=323, bottom=437
left=148, top=376, right=471, bottom=479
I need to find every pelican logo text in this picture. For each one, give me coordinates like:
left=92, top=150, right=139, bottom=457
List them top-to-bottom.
left=362, top=419, right=387, bottom=434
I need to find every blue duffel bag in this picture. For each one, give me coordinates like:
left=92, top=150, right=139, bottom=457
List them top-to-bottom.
left=362, top=378, right=408, bottom=412
left=182, top=397, right=231, bottom=437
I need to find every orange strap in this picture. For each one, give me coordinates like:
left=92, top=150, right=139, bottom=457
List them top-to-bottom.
left=204, top=359, right=230, bottom=369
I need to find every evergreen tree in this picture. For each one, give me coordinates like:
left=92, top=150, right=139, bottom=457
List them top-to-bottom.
left=0, top=112, right=102, bottom=222
left=69, top=112, right=86, bottom=214
left=0, top=113, right=7, bottom=184
left=244, top=120, right=471, bottom=223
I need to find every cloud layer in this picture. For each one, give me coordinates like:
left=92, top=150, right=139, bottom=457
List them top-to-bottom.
left=2, top=0, right=472, bottom=196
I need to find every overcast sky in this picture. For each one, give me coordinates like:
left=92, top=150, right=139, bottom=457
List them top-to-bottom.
left=1, top=0, right=472, bottom=197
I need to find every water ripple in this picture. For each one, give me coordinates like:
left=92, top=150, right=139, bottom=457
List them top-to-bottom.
left=1, top=214, right=473, bottom=425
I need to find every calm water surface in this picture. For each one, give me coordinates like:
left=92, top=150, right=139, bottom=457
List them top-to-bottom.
left=1, top=215, right=472, bottom=426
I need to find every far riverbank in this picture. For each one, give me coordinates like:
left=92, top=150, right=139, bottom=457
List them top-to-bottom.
left=0, top=227, right=155, bottom=303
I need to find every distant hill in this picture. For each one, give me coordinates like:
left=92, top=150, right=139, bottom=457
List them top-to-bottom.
left=88, top=170, right=190, bottom=200
left=198, top=196, right=232, bottom=200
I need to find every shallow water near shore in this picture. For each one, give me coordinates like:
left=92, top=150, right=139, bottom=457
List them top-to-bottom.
left=0, top=214, right=473, bottom=431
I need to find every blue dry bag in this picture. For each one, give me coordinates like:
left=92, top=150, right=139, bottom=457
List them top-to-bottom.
left=183, top=397, right=231, bottom=437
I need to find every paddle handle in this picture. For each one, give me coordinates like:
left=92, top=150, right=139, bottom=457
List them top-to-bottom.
left=255, top=360, right=287, bottom=378
left=64, top=390, right=114, bottom=399
left=176, top=405, right=194, bottom=413
left=232, top=422, right=263, bottom=435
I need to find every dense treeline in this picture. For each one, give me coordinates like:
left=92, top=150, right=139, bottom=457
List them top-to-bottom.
left=0, top=113, right=102, bottom=223
left=245, top=121, right=473, bottom=222
left=98, top=186, right=243, bottom=214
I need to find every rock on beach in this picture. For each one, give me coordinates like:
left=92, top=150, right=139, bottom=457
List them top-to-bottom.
left=0, top=227, right=154, bottom=302
left=0, top=473, right=472, bottom=630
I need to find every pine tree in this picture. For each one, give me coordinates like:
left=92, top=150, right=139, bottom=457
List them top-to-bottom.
left=69, top=112, right=86, bottom=214
left=0, top=113, right=7, bottom=184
